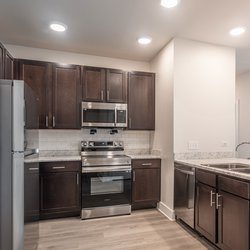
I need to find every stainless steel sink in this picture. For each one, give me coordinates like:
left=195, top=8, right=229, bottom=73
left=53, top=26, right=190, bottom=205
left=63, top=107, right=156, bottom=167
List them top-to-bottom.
left=201, top=163, right=250, bottom=170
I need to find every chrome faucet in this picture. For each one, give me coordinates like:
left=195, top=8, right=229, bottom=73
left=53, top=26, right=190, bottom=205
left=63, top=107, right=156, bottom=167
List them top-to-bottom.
left=235, top=142, right=250, bottom=151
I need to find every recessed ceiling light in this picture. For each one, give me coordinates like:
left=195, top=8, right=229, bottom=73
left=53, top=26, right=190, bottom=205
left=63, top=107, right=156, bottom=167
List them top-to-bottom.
left=161, top=0, right=180, bottom=8
left=50, top=22, right=67, bottom=32
left=229, top=27, right=246, bottom=36
left=137, top=36, right=152, bottom=45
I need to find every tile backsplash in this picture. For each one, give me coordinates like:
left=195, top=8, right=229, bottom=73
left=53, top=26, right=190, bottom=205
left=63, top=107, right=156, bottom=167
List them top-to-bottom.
left=35, top=129, right=152, bottom=154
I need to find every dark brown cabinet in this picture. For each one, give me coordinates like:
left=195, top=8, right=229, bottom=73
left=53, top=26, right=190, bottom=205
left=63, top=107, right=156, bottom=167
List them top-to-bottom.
left=0, top=43, right=14, bottom=80
left=0, top=43, right=4, bottom=79
left=4, top=49, right=14, bottom=80
left=17, top=60, right=82, bottom=129
left=18, top=60, right=52, bottom=129
left=53, top=64, right=81, bottom=129
left=82, top=66, right=127, bottom=103
left=128, top=72, right=155, bottom=130
left=132, top=159, right=161, bottom=209
left=40, top=161, right=81, bottom=219
left=24, top=163, right=40, bottom=222
left=195, top=170, right=250, bottom=250
left=217, top=176, right=250, bottom=250
left=195, top=182, right=216, bottom=243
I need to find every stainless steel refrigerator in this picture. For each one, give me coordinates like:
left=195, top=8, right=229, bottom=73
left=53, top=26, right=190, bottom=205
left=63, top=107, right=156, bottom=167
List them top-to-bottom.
left=0, top=80, right=39, bottom=250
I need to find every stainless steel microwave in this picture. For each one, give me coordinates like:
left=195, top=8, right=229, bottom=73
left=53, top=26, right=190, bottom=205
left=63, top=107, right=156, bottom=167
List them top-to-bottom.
left=81, top=102, right=127, bottom=128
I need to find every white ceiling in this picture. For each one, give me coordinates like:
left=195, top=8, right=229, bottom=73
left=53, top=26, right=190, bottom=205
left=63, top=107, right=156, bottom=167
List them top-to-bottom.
left=0, top=0, right=250, bottom=74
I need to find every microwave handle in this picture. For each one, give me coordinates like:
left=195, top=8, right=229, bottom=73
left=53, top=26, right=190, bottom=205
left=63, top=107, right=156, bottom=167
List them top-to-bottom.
left=115, top=107, right=117, bottom=126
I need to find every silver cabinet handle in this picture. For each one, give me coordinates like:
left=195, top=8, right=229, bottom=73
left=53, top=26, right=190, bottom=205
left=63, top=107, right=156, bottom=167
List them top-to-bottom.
left=101, top=90, right=104, bottom=101
left=107, top=90, right=110, bottom=101
left=46, top=116, right=49, bottom=128
left=52, top=116, right=55, bottom=128
left=129, top=118, right=132, bottom=128
left=142, top=163, right=152, bottom=166
left=52, top=166, right=65, bottom=170
left=29, top=167, right=39, bottom=171
left=133, top=171, right=136, bottom=182
left=76, top=173, right=79, bottom=185
left=210, top=191, right=215, bottom=207
left=216, top=193, right=222, bottom=209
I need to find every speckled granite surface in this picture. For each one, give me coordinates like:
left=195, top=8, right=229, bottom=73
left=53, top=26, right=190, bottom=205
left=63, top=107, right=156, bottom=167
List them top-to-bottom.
left=24, top=150, right=161, bottom=163
left=175, top=158, right=250, bottom=181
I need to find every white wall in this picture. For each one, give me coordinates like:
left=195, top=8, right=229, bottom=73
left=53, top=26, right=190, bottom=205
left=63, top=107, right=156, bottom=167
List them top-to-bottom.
left=174, top=39, right=236, bottom=154
left=150, top=40, right=175, bottom=220
left=4, top=44, right=150, bottom=72
left=236, top=71, right=250, bottom=158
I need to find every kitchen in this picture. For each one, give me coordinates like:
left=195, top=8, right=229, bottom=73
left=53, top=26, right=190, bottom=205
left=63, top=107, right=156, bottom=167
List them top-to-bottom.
left=0, top=0, right=250, bottom=249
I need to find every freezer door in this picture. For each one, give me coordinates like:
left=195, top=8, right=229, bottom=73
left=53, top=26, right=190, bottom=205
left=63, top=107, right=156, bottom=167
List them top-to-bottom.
left=13, top=80, right=25, bottom=152
left=13, top=152, right=24, bottom=250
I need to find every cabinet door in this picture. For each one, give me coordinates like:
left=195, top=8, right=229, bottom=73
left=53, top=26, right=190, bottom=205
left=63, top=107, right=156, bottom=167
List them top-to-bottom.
left=0, top=44, right=4, bottom=79
left=4, top=49, right=14, bottom=80
left=19, top=60, right=52, bottom=129
left=53, top=64, right=81, bottom=129
left=82, top=66, right=105, bottom=102
left=106, top=69, right=127, bottom=103
left=128, top=72, right=155, bottom=130
left=24, top=163, right=40, bottom=222
left=132, top=168, right=160, bottom=205
left=40, top=171, right=80, bottom=216
left=195, top=182, right=216, bottom=243
left=218, top=191, right=249, bottom=250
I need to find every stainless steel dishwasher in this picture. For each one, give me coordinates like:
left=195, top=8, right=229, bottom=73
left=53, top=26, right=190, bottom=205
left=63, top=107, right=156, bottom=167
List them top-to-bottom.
left=174, top=162, right=195, bottom=229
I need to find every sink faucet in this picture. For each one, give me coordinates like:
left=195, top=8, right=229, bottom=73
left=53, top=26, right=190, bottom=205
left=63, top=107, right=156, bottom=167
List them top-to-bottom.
left=235, top=142, right=250, bottom=151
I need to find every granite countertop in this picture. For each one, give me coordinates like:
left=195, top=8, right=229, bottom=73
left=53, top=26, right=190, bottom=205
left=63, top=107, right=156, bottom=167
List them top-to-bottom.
left=24, top=151, right=161, bottom=163
left=128, top=154, right=161, bottom=159
left=175, top=158, right=250, bottom=181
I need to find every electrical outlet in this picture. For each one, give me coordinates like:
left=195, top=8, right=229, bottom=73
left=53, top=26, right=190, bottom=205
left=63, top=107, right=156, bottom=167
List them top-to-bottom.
left=188, top=141, right=199, bottom=150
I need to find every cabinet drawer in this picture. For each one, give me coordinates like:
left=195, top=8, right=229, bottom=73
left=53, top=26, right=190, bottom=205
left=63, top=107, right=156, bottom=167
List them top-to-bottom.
left=132, top=159, right=161, bottom=169
left=40, top=161, right=81, bottom=173
left=196, top=169, right=216, bottom=187
left=218, top=175, right=250, bottom=199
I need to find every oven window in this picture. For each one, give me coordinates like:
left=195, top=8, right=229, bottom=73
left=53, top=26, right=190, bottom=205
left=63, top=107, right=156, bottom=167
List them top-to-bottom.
left=83, top=109, right=115, bottom=123
left=91, top=176, right=124, bottom=195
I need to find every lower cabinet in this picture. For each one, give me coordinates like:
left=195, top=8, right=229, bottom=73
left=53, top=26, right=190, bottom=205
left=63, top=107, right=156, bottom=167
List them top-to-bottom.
left=132, top=159, right=161, bottom=209
left=40, top=161, right=81, bottom=219
left=195, top=169, right=250, bottom=250
left=195, top=182, right=216, bottom=243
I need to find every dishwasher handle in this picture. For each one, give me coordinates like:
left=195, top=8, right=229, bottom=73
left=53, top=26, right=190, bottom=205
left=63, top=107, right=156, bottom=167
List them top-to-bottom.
left=175, top=167, right=195, bottom=176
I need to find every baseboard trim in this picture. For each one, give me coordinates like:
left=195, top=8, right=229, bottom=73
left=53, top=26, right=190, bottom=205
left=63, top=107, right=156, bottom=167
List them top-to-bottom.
left=157, top=202, right=175, bottom=221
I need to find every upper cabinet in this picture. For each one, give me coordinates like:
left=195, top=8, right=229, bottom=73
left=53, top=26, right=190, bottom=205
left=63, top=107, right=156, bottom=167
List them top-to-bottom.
left=0, top=43, right=14, bottom=80
left=0, top=44, right=4, bottom=79
left=4, top=50, right=14, bottom=80
left=17, top=60, right=82, bottom=129
left=18, top=60, right=52, bottom=129
left=52, top=64, right=81, bottom=129
left=82, top=66, right=127, bottom=103
left=128, top=72, right=155, bottom=130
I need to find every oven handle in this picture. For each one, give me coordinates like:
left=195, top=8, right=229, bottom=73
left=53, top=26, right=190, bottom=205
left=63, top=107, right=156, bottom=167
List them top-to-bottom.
left=82, top=166, right=131, bottom=173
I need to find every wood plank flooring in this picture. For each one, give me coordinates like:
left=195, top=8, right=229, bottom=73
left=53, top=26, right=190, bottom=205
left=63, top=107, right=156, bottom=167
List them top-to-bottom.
left=37, top=209, right=213, bottom=250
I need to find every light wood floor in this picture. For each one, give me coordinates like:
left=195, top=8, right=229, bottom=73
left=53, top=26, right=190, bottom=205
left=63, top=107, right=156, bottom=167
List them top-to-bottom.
left=37, top=209, right=213, bottom=250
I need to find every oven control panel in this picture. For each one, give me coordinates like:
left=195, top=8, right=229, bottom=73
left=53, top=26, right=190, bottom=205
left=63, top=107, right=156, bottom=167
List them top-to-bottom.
left=81, top=141, right=124, bottom=149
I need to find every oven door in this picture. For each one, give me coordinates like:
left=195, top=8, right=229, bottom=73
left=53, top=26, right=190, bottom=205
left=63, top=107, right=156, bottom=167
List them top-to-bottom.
left=82, top=168, right=131, bottom=208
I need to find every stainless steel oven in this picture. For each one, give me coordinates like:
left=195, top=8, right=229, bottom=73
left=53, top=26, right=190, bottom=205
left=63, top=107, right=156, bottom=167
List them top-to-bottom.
left=81, top=102, right=127, bottom=128
left=81, top=141, right=131, bottom=219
